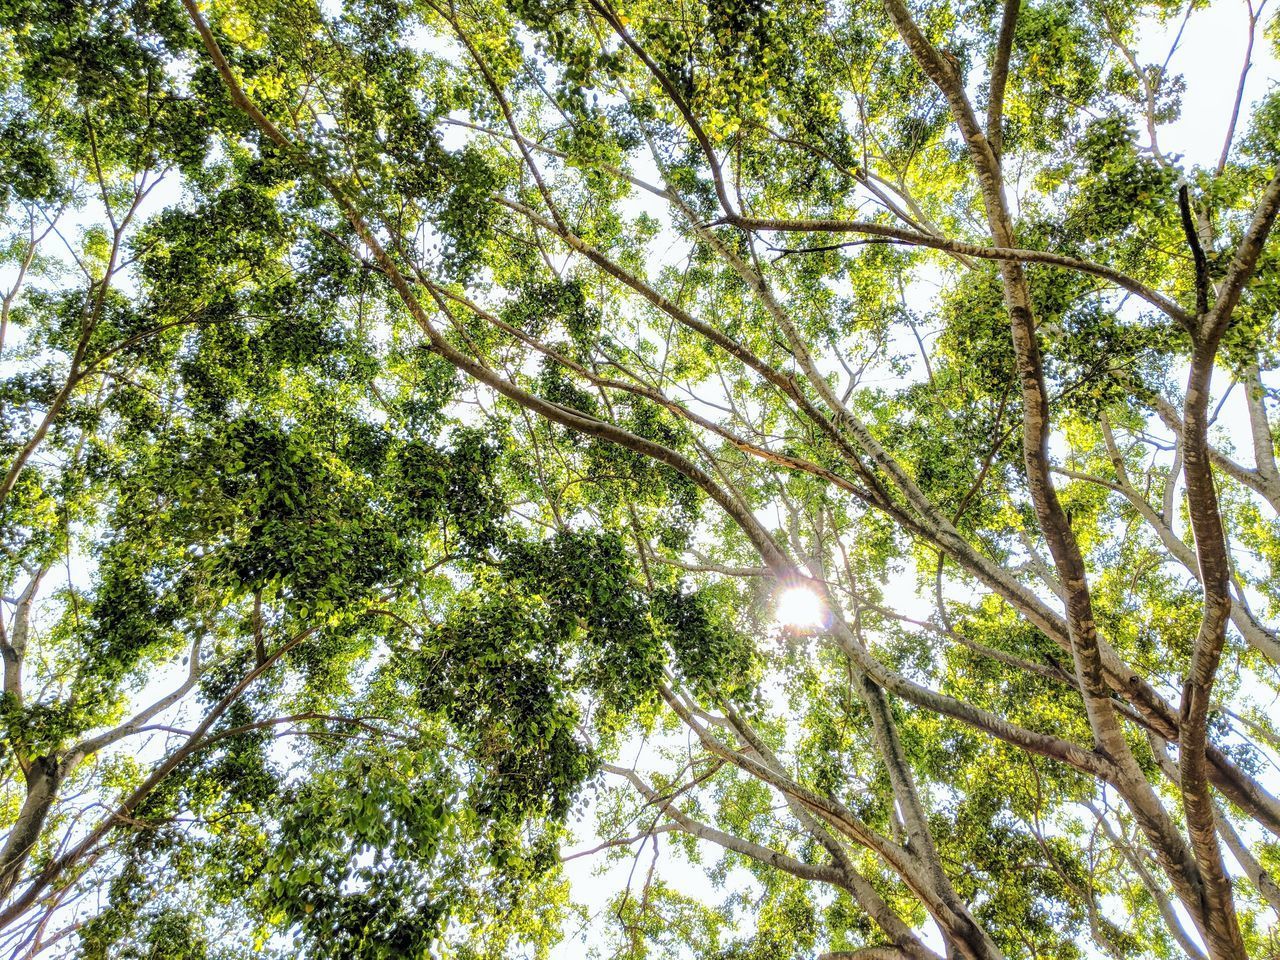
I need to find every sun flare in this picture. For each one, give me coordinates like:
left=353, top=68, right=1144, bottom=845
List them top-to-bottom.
left=775, top=585, right=824, bottom=629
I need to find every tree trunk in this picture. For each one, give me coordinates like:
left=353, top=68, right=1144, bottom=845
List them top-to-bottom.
left=0, top=756, right=63, bottom=904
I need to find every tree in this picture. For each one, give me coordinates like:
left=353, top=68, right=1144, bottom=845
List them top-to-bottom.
left=1, top=0, right=1279, bottom=956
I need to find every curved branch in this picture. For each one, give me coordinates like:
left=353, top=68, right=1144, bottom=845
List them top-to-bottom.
left=729, top=215, right=1189, bottom=324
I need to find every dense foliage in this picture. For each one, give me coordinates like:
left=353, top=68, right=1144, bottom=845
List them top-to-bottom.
left=1, top=0, right=1279, bottom=957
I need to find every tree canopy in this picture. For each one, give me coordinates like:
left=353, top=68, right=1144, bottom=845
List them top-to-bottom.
left=1, top=0, right=1280, bottom=957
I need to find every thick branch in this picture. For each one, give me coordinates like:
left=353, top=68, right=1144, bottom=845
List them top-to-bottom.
left=985, top=0, right=1020, bottom=159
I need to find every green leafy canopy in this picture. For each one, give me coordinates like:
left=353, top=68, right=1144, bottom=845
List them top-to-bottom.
left=1, top=0, right=1280, bottom=958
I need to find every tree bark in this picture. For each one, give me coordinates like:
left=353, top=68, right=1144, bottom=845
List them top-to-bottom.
left=0, top=756, right=66, bottom=904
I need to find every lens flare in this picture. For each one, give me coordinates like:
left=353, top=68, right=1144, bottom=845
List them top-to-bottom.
left=776, top=585, right=824, bottom=629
